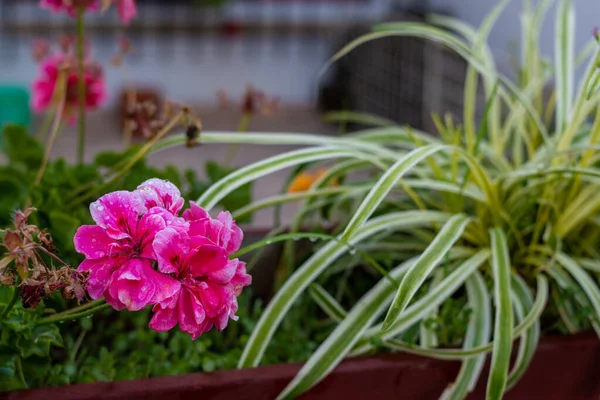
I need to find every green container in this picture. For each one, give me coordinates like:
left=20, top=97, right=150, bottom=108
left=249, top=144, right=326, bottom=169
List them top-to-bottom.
left=0, top=85, right=31, bottom=147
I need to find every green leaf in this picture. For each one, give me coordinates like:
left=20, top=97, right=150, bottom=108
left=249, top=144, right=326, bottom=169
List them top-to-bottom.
left=554, top=0, right=574, bottom=133
left=322, top=111, right=397, bottom=127
left=2, top=125, right=43, bottom=170
left=152, top=131, right=397, bottom=161
left=340, top=144, right=449, bottom=242
left=197, top=147, right=381, bottom=210
left=0, top=173, right=23, bottom=215
left=238, top=210, right=450, bottom=368
left=48, top=211, right=80, bottom=251
left=382, top=214, right=471, bottom=331
left=487, top=228, right=513, bottom=400
left=355, top=250, right=489, bottom=354
left=557, top=252, right=600, bottom=322
left=276, top=259, right=414, bottom=400
left=441, top=271, right=491, bottom=399
left=507, top=274, right=539, bottom=390
left=378, top=275, right=547, bottom=360
left=308, top=284, right=348, bottom=323
left=16, top=324, right=63, bottom=358
left=0, top=349, right=23, bottom=390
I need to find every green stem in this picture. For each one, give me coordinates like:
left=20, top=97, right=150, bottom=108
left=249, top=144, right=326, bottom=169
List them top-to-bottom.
left=76, top=6, right=86, bottom=164
left=224, top=112, right=252, bottom=168
left=0, top=287, right=19, bottom=322
left=37, top=302, right=110, bottom=326
left=69, top=328, right=87, bottom=363
left=16, top=356, right=27, bottom=389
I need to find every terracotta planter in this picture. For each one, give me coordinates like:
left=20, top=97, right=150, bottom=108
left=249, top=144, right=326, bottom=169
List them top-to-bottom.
left=3, top=333, right=599, bottom=400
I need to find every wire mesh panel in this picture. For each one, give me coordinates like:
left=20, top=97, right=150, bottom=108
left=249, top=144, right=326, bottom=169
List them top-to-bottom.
left=319, top=11, right=472, bottom=133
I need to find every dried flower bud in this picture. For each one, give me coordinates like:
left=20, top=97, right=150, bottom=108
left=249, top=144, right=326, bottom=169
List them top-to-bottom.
left=185, top=121, right=202, bottom=148
left=3, top=232, right=22, bottom=252
left=20, top=284, right=44, bottom=309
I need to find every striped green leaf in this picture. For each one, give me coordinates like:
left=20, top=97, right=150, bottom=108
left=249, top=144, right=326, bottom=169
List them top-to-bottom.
left=555, top=0, right=575, bottom=132
left=322, top=111, right=397, bottom=127
left=340, top=144, right=449, bottom=242
left=196, top=146, right=379, bottom=210
left=231, top=185, right=367, bottom=221
left=238, top=211, right=450, bottom=368
left=382, top=214, right=471, bottom=331
left=487, top=228, right=514, bottom=400
left=355, top=250, right=490, bottom=355
left=557, top=252, right=600, bottom=322
left=276, top=260, right=415, bottom=399
left=441, top=271, right=491, bottom=399
left=507, top=274, right=539, bottom=390
left=376, top=275, right=547, bottom=360
left=308, top=284, right=348, bottom=323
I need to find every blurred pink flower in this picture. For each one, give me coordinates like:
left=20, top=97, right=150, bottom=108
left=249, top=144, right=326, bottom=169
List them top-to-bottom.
left=40, top=0, right=99, bottom=16
left=114, top=0, right=137, bottom=24
left=32, top=54, right=106, bottom=119
left=74, top=190, right=185, bottom=311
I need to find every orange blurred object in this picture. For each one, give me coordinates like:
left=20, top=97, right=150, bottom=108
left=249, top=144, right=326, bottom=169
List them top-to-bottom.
left=287, top=168, right=336, bottom=193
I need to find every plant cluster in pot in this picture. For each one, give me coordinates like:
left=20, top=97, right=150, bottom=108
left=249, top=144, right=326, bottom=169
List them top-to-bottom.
left=4, top=1, right=600, bottom=400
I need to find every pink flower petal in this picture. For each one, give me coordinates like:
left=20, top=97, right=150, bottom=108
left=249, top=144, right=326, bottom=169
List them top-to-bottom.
left=136, top=178, right=184, bottom=215
left=90, top=191, right=146, bottom=240
left=182, top=201, right=210, bottom=222
left=135, top=209, right=168, bottom=259
left=215, top=211, right=243, bottom=254
left=73, top=225, right=114, bottom=259
left=153, top=227, right=190, bottom=274
left=187, top=244, right=231, bottom=284
left=78, top=256, right=123, bottom=299
left=108, top=259, right=180, bottom=311
left=230, top=260, right=252, bottom=295
left=197, top=283, right=233, bottom=318
left=178, top=289, right=206, bottom=336
left=149, top=294, right=180, bottom=332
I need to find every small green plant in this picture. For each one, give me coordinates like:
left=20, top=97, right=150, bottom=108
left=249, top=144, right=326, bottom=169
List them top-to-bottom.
left=149, top=1, right=600, bottom=399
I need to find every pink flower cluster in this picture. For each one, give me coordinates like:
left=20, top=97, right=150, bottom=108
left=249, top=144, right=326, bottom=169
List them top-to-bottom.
left=40, top=0, right=136, bottom=25
left=33, top=53, right=107, bottom=118
left=74, top=179, right=251, bottom=339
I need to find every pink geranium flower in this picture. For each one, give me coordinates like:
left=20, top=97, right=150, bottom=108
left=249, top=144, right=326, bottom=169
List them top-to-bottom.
left=40, top=0, right=99, bottom=16
left=32, top=54, right=106, bottom=120
left=136, top=178, right=185, bottom=216
left=73, top=179, right=251, bottom=339
left=74, top=190, right=184, bottom=311
left=183, top=201, right=244, bottom=255
left=150, top=204, right=251, bottom=339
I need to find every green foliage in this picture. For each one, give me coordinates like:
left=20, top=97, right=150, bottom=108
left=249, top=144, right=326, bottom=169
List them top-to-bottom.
left=163, top=1, right=600, bottom=399
left=0, top=125, right=252, bottom=265
left=0, top=286, right=63, bottom=390
left=39, top=292, right=326, bottom=387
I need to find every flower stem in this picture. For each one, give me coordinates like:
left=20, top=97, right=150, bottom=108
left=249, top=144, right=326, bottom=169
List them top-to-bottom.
left=76, top=5, right=86, bottom=164
left=35, top=94, right=65, bottom=185
left=67, top=111, right=185, bottom=207
left=224, top=112, right=251, bottom=168
left=0, top=287, right=19, bottom=323
left=37, top=301, right=110, bottom=326
left=16, top=356, right=27, bottom=389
